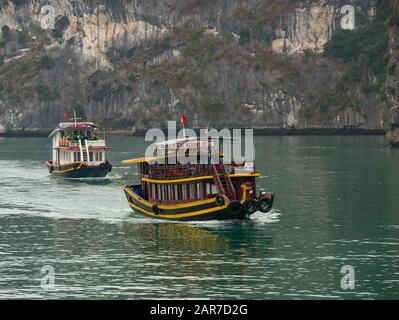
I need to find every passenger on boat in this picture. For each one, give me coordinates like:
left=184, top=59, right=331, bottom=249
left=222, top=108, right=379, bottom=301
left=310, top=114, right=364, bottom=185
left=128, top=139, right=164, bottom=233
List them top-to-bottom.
left=240, top=182, right=253, bottom=201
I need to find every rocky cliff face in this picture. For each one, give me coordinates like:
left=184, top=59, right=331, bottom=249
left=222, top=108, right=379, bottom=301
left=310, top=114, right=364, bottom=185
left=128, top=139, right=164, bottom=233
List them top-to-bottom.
left=0, top=0, right=393, bottom=133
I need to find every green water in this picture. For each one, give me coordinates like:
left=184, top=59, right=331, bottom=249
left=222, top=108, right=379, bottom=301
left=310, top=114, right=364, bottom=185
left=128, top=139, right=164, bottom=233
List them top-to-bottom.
left=0, top=136, right=398, bottom=299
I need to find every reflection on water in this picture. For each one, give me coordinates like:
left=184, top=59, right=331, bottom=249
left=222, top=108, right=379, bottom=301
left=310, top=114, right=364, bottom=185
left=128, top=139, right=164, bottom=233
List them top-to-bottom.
left=0, top=136, right=399, bottom=299
left=54, top=177, right=113, bottom=186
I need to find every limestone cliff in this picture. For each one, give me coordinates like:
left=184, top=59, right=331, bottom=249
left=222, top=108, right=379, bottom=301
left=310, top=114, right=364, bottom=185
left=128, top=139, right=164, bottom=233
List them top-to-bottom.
left=0, top=0, right=393, bottom=133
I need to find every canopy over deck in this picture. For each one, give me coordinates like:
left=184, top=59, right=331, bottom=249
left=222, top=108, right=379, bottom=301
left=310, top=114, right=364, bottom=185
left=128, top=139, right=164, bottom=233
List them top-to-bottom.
left=123, top=137, right=241, bottom=165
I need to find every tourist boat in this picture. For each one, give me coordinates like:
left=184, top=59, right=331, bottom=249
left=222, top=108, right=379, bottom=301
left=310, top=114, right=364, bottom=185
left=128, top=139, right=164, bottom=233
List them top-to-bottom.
left=46, top=116, right=112, bottom=178
left=122, top=137, right=274, bottom=221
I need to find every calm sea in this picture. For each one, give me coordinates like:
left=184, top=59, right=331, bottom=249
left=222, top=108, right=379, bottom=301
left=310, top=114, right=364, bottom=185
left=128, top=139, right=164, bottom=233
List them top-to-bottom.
left=0, top=136, right=398, bottom=299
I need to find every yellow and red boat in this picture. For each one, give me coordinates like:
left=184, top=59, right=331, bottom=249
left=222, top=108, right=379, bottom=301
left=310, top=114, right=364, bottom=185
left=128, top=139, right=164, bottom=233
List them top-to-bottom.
left=122, top=137, right=274, bottom=221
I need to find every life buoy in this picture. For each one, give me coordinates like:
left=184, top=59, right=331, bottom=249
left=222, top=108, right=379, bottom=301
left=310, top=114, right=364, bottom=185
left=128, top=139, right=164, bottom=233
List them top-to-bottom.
left=215, top=195, right=225, bottom=206
left=257, top=197, right=273, bottom=213
left=243, top=198, right=257, bottom=215
left=228, top=200, right=242, bottom=216
left=152, top=204, right=160, bottom=215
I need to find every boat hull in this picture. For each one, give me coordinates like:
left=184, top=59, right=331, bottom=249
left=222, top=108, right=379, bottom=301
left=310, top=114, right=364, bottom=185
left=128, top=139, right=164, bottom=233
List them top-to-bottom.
left=47, top=161, right=112, bottom=178
left=123, top=185, right=262, bottom=221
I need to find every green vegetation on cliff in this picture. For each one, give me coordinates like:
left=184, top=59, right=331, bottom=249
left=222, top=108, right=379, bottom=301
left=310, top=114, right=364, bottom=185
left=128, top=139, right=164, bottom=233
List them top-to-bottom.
left=1, top=0, right=397, bottom=132
left=324, top=1, right=392, bottom=96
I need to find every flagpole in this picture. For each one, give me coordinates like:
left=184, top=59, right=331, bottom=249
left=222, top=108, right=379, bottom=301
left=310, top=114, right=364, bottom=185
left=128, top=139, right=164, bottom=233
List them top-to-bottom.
left=181, top=114, right=186, bottom=138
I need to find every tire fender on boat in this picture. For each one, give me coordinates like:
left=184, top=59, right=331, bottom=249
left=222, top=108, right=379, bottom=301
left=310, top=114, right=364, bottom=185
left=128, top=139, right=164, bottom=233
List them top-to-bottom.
left=215, top=195, right=225, bottom=206
left=257, top=195, right=274, bottom=213
left=242, top=199, right=258, bottom=215
left=228, top=200, right=242, bottom=216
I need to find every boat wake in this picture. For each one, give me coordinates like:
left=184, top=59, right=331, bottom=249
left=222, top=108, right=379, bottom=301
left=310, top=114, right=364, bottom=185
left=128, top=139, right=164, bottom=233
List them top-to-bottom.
left=126, top=208, right=281, bottom=226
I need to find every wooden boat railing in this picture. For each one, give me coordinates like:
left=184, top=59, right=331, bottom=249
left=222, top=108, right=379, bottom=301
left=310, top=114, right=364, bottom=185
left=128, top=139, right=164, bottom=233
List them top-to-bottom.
left=144, top=162, right=244, bottom=182
left=147, top=164, right=215, bottom=179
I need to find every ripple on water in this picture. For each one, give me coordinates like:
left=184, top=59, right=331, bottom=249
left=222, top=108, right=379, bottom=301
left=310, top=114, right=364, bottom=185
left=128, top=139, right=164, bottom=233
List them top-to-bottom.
left=1, top=136, right=399, bottom=299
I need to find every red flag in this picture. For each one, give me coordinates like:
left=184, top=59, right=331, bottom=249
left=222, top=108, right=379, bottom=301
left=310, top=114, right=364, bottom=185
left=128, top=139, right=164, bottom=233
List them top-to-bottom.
left=63, top=112, right=69, bottom=119
left=180, top=113, right=186, bottom=126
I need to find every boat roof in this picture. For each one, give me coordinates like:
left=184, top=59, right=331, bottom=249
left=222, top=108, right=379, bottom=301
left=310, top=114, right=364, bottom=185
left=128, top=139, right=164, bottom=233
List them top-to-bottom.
left=48, top=122, right=98, bottom=137
left=59, top=122, right=97, bottom=129
left=123, top=136, right=241, bottom=165
left=155, top=136, right=239, bottom=146
left=156, top=137, right=213, bottom=150
left=122, top=150, right=220, bottom=165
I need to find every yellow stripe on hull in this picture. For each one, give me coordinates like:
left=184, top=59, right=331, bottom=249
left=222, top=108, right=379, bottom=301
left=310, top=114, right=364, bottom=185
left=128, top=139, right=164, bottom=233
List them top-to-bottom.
left=51, top=165, right=82, bottom=173
left=124, top=186, right=224, bottom=209
left=127, top=200, right=228, bottom=219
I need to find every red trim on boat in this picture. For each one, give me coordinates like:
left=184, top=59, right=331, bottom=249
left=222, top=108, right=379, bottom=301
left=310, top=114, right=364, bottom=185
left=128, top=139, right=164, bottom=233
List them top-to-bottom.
left=55, top=146, right=110, bottom=151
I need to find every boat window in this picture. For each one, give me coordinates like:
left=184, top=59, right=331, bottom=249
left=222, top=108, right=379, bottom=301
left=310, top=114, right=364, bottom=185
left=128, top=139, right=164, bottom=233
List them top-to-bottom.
left=74, top=152, right=81, bottom=162
left=89, top=152, right=94, bottom=162
left=95, top=152, right=99, bottom=162
left=99, top=152, right=103, bottom=162
left=197, top=183, right=202, bottom=199
left=206, top=183, right=211, bottom=195
left=189, top=184, right=195, bottom=199
left=157, top=185, right=161, bottom=200
left=163, top=185, right=167, bottom=200
left=164, top=185, right=168, bottom=201
left=168, top=185, right=172, bottom=200
left=174, top=185, right=178, bottom=200
left=177, top=185, right=182, bottom=200
left=182, top=185, right=187, bottom=200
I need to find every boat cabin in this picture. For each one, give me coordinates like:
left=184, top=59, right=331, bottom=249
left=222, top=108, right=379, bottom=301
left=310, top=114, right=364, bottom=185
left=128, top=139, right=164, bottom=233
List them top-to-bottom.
left=125, top=137, right=259, bottom=204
